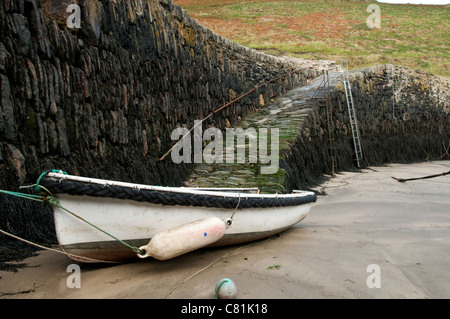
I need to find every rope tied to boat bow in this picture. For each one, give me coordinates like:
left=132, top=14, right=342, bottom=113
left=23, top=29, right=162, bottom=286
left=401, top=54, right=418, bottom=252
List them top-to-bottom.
left=1, top=173, right=146, bottom=257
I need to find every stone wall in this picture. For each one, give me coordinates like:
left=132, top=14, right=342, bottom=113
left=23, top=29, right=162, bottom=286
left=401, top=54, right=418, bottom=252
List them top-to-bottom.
left=284, top=64, right=450, bottom=191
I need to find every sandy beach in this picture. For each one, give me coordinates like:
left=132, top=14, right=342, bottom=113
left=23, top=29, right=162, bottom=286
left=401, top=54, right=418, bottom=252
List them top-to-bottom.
left=0, top=161, right=449, bottom=299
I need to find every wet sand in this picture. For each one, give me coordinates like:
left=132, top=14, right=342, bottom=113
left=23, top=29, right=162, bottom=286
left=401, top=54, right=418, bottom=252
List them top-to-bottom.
left=1, top=161, right=449, bottom=299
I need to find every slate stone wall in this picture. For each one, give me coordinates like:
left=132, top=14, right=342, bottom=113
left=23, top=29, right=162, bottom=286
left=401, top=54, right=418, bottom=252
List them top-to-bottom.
left=284, top=65, right=450, bottom=191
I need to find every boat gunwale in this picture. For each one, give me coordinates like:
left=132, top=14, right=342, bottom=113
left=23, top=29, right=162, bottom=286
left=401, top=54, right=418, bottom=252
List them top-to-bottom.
left=41, top=173, right=317, bottom=209
left=45, top=173, right=315, bottom=199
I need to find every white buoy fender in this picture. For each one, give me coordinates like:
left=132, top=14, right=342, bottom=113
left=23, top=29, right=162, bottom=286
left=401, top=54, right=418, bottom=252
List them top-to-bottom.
left=138, top=217, right=231, bottom=260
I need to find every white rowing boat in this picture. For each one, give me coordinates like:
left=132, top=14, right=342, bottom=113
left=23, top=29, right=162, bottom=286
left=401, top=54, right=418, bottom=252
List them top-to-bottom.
left=40, top=171, right=316, bottom=262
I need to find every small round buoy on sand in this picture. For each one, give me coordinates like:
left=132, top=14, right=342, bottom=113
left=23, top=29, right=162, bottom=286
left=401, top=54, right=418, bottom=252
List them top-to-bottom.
left=215, top=278, right=237, bottom=299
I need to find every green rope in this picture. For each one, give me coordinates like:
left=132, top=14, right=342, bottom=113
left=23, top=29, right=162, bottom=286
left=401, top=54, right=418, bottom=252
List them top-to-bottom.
left=34, top=169, right=68, bottom=192
left=1, top=175, right=145, bottom=256
left=0, top=190, right=45, bottom=202
left=55, top=202, right=145, bottom=255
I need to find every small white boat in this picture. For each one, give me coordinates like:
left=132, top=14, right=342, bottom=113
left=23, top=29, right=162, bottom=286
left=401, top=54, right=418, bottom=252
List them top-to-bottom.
left=40, top=172, right=316, bottom=263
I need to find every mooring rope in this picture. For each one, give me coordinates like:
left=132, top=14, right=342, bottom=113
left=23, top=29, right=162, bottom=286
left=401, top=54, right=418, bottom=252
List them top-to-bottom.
left=158, top=68, right=304, bottom=162
left=0, top=188, right=145, bottom=257
left=229, top=194, right=241, bottom=224
left=56, top=204, right=145, bottom=255
left=0, top=228, right=118, bottom=264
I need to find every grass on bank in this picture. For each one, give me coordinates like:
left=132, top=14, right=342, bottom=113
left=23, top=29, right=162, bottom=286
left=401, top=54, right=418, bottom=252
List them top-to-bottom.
left=173, top=0, right=450, bottom=76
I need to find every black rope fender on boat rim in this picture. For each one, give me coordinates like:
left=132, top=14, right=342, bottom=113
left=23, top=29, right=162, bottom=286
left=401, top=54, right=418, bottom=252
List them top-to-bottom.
left=40, top=177, right=317, bottom=209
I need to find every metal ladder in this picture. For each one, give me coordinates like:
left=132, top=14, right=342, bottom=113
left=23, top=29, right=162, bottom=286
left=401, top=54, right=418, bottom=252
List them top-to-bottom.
left=338, top=59, right=363, bottom=168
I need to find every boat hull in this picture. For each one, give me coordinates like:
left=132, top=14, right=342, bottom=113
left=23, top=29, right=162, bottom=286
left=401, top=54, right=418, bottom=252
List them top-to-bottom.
left=53, top=194, right=311, bottom=262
